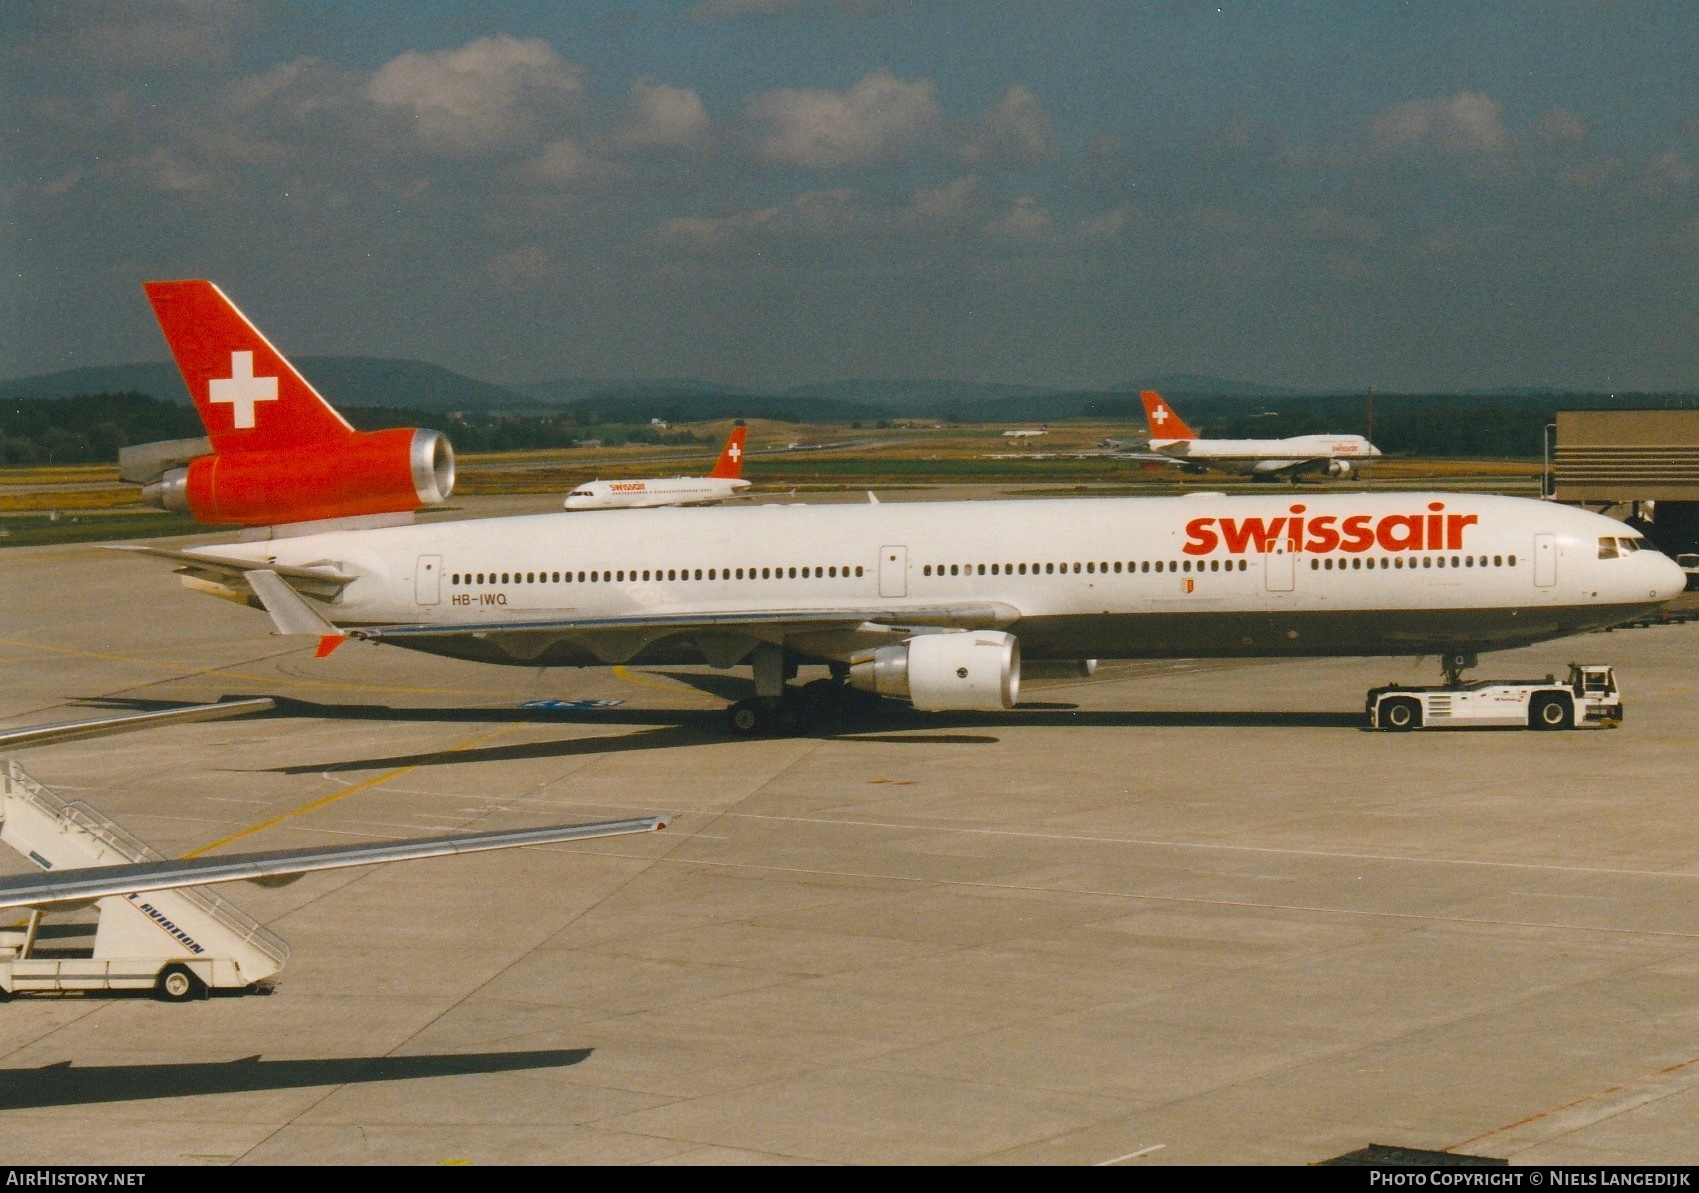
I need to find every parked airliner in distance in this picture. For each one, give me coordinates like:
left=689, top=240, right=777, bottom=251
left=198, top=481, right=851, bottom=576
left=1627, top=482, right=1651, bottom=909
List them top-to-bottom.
left=122, top=280, right=1685, bottom=736
left=1140, top=391, right=1381, bottom=479
left=563, top=424, right=751, bottom=510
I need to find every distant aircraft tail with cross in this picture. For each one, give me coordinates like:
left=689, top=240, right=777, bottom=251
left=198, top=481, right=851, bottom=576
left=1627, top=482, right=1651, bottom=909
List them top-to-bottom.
left=1140, top=390, right=1200, bottom=444
left=707, top=423, right=748, bottom=480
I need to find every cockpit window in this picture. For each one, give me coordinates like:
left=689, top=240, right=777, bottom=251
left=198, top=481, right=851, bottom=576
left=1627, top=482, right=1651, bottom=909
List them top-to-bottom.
left=1598, top=537, right=1619, bottom=559
left=1618, top=537, right=1642, bottom=553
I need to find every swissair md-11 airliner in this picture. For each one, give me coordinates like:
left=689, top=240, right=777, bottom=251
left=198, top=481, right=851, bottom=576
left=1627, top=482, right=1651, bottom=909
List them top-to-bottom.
left=122, top=281, right=1685, bottom=735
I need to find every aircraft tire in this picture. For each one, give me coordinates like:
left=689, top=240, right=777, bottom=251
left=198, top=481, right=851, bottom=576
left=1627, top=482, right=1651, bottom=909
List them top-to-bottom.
left=726, top=699, right=766, bottom=736
left=156, top=963, right=205, bottom=1003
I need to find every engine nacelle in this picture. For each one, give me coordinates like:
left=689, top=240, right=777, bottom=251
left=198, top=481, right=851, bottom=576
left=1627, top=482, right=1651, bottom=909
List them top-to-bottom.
left=141, top=427, right=454, bottom=526
left=1327, top=459, right=1355, bottom=478
left=847, top=630, right=1020, bottom=712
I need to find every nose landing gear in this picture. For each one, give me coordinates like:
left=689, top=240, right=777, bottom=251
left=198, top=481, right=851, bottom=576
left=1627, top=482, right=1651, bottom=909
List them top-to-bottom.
left=1441, top=651, right=1478, bottom=687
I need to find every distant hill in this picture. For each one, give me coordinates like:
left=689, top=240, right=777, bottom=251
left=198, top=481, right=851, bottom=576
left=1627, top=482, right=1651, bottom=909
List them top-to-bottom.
left=0, top=357, right=532, bottom=414
left=1122, top=374, right=1301, bottom=398
left=514, top=377, right=742, bottom=404
left=777, top=378, right=1049, bottom=406
left=543, top=393, right=879, bottom=425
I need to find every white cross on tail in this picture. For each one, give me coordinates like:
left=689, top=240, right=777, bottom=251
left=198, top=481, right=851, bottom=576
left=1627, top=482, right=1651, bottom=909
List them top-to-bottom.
left=209, top=351, right=278, bottom=429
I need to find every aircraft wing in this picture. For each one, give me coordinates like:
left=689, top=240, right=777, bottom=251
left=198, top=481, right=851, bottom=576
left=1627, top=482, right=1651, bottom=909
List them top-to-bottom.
left=1109, top=451, right=1185, bottom=465
left=345, top=603, right=1024, bottom=666
left=0, top=816, right=668, bottom=912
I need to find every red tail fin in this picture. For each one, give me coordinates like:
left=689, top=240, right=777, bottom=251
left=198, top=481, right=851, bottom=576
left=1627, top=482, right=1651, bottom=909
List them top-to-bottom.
left=143, top=280, right=353, bottom=454
left=1141, top=391, right=1198, bottom=440
left=707, top=423, right=747, bottom=479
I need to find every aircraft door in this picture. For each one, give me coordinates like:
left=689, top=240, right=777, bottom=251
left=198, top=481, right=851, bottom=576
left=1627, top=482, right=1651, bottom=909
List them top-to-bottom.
left=1534, top=534, right=1556, bottom=587
left=1264, top=542, right=1295, bottom=592
left=879, top=545, right=908, bottom=597
left=415, top=554, right=443, bottom=605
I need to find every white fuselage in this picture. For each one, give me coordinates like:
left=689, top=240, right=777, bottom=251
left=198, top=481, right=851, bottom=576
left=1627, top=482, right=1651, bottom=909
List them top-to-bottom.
left=1151, top=434, right=1381, bottom=476
left=563, top=476, right=751, bottom=510
left=193, top=492, right=1683, bottom=671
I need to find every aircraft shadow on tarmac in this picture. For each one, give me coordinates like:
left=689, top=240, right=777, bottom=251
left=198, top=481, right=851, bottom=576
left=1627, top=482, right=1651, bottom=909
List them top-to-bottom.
left=72, top=695, right=1362, bottom=775
left=0, top=1048, right=592, bottom=1111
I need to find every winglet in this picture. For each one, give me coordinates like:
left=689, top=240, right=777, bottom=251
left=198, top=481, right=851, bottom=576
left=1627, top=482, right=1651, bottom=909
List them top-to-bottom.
left=1141, top=391, right=1198, bottom=441
left=708, top=422, right=747, bottom=479
left=315, top=635, right=346, bottom=658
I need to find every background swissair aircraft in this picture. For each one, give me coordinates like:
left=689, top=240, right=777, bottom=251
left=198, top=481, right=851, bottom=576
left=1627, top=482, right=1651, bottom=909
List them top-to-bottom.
left=122, top=281, right=1685, bottom=736
left=1138, top=391, right=1382, bottom=479
left=562, top=423, right=751, bottom=510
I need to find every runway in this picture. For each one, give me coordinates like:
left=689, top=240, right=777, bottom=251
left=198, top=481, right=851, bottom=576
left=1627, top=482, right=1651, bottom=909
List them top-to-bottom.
left=2, top=497, right=1697, bottom=1165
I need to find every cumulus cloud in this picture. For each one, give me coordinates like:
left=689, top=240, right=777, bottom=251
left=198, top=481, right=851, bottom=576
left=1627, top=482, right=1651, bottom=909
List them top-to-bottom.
left=368, top=35, right=585, bottom=156
left=744, top=70, right=941, bottom=168
left=617, top=79, right=711, bottom=151
left=958, top=85, right=1054, bottom=166
left=1371, top=92, right=1508, bottom=154
left=529, top=137, right=620, bottom=185
left=1643, top=150, right=1696, bottom=189
left=912, top=175, right=981, bottom=220
left=655, top=188, right=864, bottom=255
left=983, top=196, right=1054, bottom=241
left=1076, top=206, right=1132, bottom=239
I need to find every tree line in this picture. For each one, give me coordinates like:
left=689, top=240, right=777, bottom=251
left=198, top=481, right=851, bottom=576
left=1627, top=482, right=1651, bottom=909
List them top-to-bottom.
left=0, top=393, right=705, bottom=465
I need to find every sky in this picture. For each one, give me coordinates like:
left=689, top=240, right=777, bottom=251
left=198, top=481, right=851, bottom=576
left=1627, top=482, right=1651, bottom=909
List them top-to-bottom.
left=3, top=0, right=1698, bottom=393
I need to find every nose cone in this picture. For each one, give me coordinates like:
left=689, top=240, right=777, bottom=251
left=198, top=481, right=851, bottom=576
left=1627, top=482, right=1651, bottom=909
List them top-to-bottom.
left=1650, top=551, right=1688, bottom=601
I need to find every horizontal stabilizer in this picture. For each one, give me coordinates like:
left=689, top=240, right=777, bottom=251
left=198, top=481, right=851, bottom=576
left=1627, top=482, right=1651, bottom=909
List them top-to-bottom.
left=107, top=544, right=354, bottom=587
left=246, top=569, right=341, bottom=638
left=0, top=816, right=669, bottom=912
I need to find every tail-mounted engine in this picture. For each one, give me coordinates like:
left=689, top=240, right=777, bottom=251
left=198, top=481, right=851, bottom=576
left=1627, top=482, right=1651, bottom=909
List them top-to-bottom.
left=129, top=427, right=454, bottom=527
left=847, top=630, right=1021, bottom=711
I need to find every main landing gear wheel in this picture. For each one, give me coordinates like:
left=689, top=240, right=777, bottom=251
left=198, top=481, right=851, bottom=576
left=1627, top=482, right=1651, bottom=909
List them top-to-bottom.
left=725, top=696, right=812, bottom=737
left=155, top=963, right=206, bottom=1003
